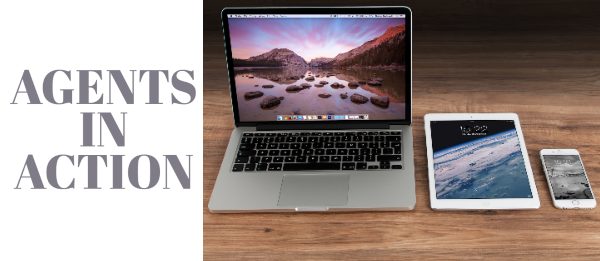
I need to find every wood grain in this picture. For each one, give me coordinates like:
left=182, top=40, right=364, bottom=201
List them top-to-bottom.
left=204, top=1, right=600, bottom=259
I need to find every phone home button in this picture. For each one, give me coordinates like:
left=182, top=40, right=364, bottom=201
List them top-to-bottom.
left=572, top=200, right=580, bottom=205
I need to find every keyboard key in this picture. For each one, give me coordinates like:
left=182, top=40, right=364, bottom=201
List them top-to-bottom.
left=391, top=131, right=400, bottom=135
left=300, top=132, right=310, bottom=136
left=311, top=132, right=322, bottom=136
left=323, top=132, right=333, bottom=136
left=334, top=132, right=344, bottom=136
left=345, top=132, right=356, bottom=136
left=357, top=132, right=368, bottom=136
left=368, top=132, right=379, bottom=135
left=381, top=132, right=390, bottom=135
left=243, top=133, right=254, bottom=137
left=254, top=133, right=265, bottom=137
left=266, top=133, right=276, bottom=137
left=277, top=133, right=288, bottom=136
left=332, top=136, right=342, bottom=142
left=342, top=136, right=352, bottom=142
left=353, top=136, right=363, bottom=141
left=364, top=136, right=374, bottom=141
left=375, top=136, right=385, bottom=142
left=386, top=136, right=401, bottom=141
left=264, top=137, right=275, bottom=143
left=275, top=137, right=285, bottom=142
left=286, top=137, right=297, bottom=142
left=299, top=137, right=308, bottom=143
left=308, top=137, right=319, bottom=142
left=241, top=138, right=252, bottom=143
left=252, top=138, right=263, bottom=143
left=313, top=142, right=324, bottom=148
left=324, top=142, right=335, bottom=148
left=347, top=142, right=356, bottom=148
left=239, top=143, right=255, bottom=150
left=256, top=143, right=267, bottom=149
left=268, top=143, right=278, bottom=149
left=278, top=143, right=290, bottom=149
left=291, top=143, right=300, bottom=149
left=301, top=143, right=312, bottom=149
left=335, top=143, right=346, bottom=148
left=358, top=143, right=368, bottom=148
left=369, top=143, right=379, bottom=148
left=395, top=147, right=402, bottom=154
left=360, top=148, right=370, bottom=155
left=372, top=148, right=381, bottom=155
left=383, top=148, right=394, bottom=154
left=303, top=149, right=314, bottom=155
left=315, top=149, right=325, bottom=155
left=326, top=149, right=336, bottom=155
left=337, top=149, right=348, bottom=155
left=349, top=149, right=359, bottom=155
left=237, top=150, right=256, bottom=156
left=258, top=150, right=268, bottom=156
left=268, top=150, right=279, bottom=156
left=280, top=150, right=291, bottom=156
left=292, top=150, right=302, bottom=156
left=355, top=155, right=364, bottom=161
left=366, top=155, right=376, bottom=161
left=378, top=155, right=402, bottom=161
left=235, top=156, right=248, bottom=163
left=285, top=156, right=295, bottom=162
left=296, top=156, right=307, bottom=162
left=308, top=156, right=319, bottom=162
left=320, top=156, right=330, bottom=162
left=331, top=156, right=341, bottom=161
left=342, top=156, right=353, bottom=161
left=250, top=157, right=261, bottom=163
left=261, top=157, right=272, bottom=163
left=273, top=157, right=284, bottom=162
left=244, top=163, right=255, bottom=171
left=256, top=163, right=268, bottom=171
left=268, top=163, right=282, bottom=171
left=283, top=163, right=341, bottom=171
left=342, top=163, right=355, bottom=170
left=357, top=163, right=367, bottom=170
left=232, top=164, right=244, bottom=171
left=368, top=165, right=379, bottom=169
left=380, top=165, right=391, bottom=169
left=392, top=165, right=403, bottom=169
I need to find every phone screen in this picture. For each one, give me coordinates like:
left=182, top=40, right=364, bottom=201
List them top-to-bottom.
left=543, top=155, right=594, bottom=199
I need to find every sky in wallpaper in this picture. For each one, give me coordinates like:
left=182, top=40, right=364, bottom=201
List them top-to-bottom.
left=228, top=18, right=405, bottom=61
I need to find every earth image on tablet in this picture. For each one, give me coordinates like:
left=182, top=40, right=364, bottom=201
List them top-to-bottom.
left=434, top=129, right=533, bottom=199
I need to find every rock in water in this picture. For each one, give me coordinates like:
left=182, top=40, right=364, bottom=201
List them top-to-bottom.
left=248, top=76, right=254, bottom=78
left=305, top=76, right=315, bottom=81
left=270, top=77, right=279, bottom=81
left=376, top=77, right=384, bottom=82
left=358, top=80, right=366, bottom=84
left=367, top=80, right=382, bottom=86
left=319, top=81, right=328, bottom=84
left=348, top=81, right=359, bottom=87
left=331, top=82, right=340, bottom=87
left=300, top=83, right=311, bottom=88
left=262, top=84, right=274, bottom=88
left=314, top=84, right=324, bottom=87
left=254, top=85, right=259, bottom=87
left=285, top=85, right=303, bottom=91
left=244, top=91, right=264, bottom=99
left=318, top=93, right=331, bottom=98
left=340, top=93, right=348, bottom=99
left=350, top=93, right=368, bottom=104
left=260, top=95, right=281, bottom=108
left=279, top=96, right=285, bottom=100
left=370, top=96, right=389, bottom=107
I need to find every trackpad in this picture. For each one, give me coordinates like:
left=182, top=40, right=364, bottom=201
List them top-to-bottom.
left=277, top=174, right=349, bottom=207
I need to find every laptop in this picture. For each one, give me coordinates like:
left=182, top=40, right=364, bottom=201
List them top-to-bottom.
left=208, top=6, right=415, bottom=213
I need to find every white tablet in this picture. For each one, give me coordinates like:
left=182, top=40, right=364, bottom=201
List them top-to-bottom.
left=424, top=113, right=540, bottom=210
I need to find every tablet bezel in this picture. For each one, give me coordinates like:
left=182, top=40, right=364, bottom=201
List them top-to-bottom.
left=424, top=113, right=540, bottom=210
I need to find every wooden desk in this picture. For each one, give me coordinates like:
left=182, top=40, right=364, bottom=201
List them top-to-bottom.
left=203, top=4, right=600, bottom=259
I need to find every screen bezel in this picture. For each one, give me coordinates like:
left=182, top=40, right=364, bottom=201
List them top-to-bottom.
left=221, top=7, right=412, bottom=127
left=424, top=113, right=541, bottom=210
left=540, top=149, right=597, bottom=209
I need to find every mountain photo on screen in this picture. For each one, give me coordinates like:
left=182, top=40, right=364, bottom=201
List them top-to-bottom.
left=227, top=17, right=407, bottom=122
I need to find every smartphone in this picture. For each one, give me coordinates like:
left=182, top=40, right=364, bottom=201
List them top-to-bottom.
left=540, top=149, right=596, bottom=209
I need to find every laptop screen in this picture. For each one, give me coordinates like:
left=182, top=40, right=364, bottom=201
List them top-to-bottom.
left=226, top=14, right=407, bottom=122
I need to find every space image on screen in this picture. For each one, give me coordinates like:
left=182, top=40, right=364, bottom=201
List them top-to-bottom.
left=227, top=14, right=407, bottom=122
left=430, top=120, right=533, bottom=199
left=543, top=155, right=593, bottom=200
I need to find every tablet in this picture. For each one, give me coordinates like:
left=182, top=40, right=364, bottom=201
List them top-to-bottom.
left=424, top=113, right=540, bottom=210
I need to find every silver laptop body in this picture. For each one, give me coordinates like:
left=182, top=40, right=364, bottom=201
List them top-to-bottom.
left=209, top=6, right=415, bottom=213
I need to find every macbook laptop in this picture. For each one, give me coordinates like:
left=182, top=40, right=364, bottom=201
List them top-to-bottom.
left=208, top=6, right=415, bottom=212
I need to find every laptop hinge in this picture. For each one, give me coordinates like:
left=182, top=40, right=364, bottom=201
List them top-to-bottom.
left=256, top=123, right=390, bottom=131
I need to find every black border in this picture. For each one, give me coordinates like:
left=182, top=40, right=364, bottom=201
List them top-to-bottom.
left=221, top=6, right=412, bottom=127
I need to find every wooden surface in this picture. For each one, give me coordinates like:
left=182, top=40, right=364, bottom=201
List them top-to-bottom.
left=204, top=1, right=600, bottom=259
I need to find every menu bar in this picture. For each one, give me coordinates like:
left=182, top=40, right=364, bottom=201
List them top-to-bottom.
left=228, top=14, right=405, bottom=18
left=278, top=115, right=369, bottom=121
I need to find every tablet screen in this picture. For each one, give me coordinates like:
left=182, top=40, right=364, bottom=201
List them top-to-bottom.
left=430, top=120, right=533, bottom=199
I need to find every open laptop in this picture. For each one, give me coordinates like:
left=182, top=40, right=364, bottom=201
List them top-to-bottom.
left=209, top=6, right=414, bottom=213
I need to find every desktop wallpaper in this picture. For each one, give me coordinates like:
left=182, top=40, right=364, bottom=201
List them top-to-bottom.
left=227, top=17, right=407, bottom=122
left=431, top=120, right=533, bottom=199
left=543, top=155, right=593, bottom=199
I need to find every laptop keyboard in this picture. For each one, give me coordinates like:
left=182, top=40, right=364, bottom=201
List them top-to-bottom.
left=232, top=131, right=402, bottom=172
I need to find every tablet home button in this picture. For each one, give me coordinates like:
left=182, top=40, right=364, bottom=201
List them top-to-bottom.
left=572, top=200, right=580, bottom=205
left=482, top=201, right=490, bottom=206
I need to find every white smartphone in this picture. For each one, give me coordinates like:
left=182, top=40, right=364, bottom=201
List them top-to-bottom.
left=540, top=149, right=596, bottom=209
